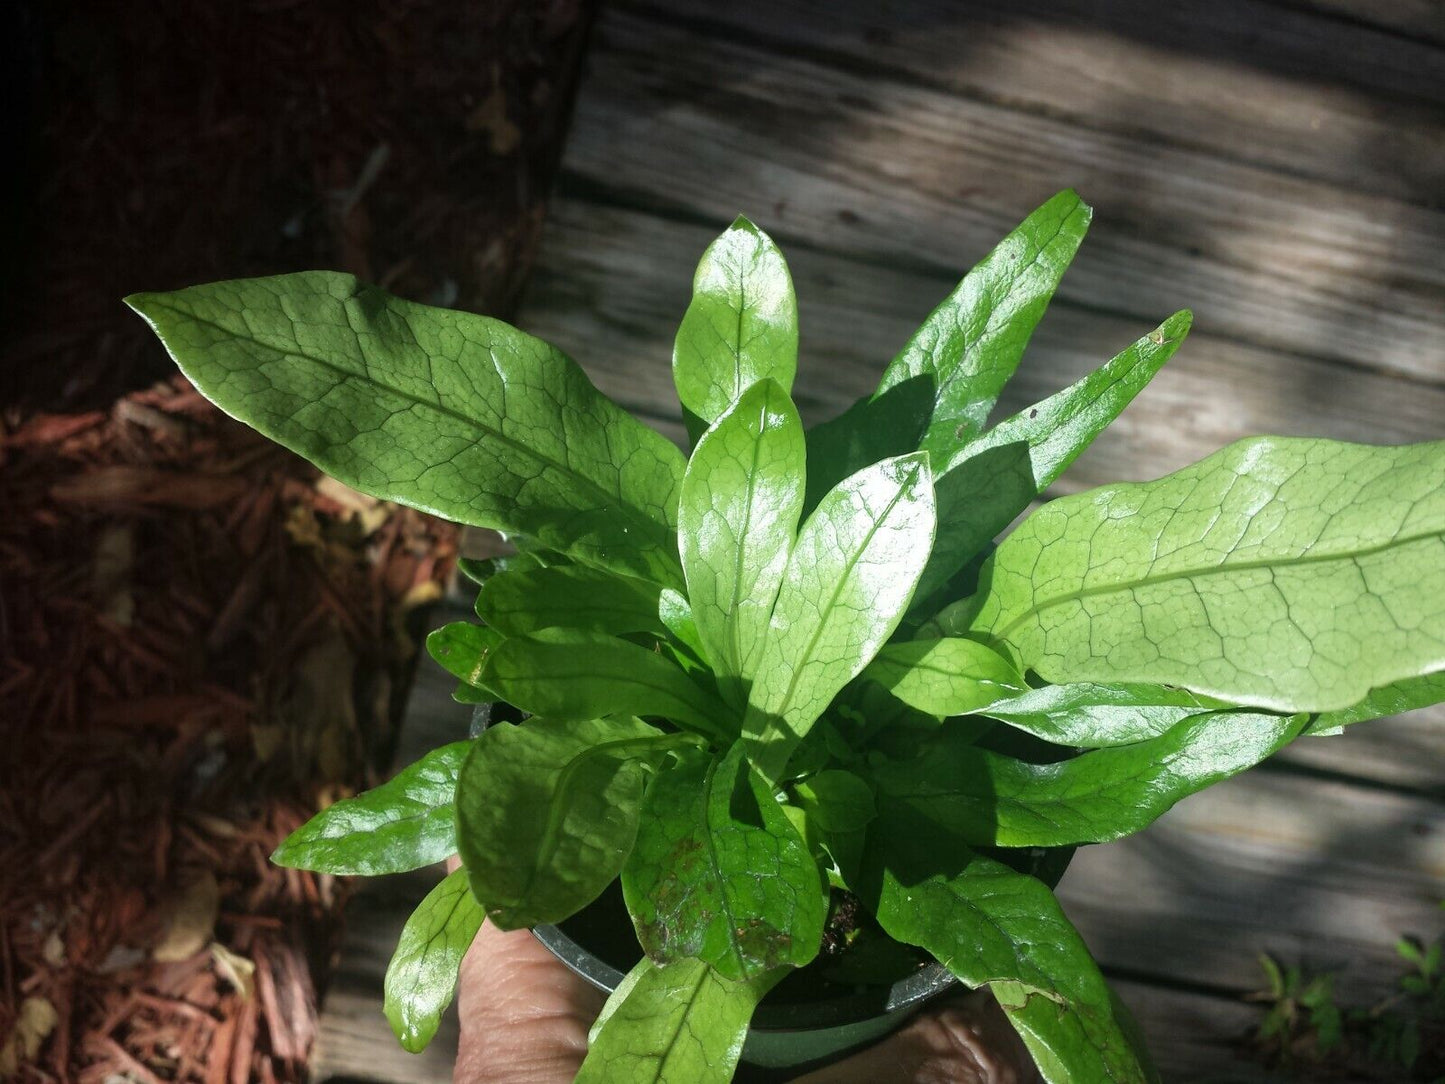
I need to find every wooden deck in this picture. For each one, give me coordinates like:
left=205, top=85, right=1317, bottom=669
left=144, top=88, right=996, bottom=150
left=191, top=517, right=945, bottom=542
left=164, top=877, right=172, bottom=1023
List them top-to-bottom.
left=314, top=2, right=1445, bottom=1081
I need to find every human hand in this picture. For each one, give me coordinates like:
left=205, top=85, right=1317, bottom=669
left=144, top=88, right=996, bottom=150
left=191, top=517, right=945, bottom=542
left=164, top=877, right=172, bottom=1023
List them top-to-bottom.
left=452, top=918, right=1042, bottom=1084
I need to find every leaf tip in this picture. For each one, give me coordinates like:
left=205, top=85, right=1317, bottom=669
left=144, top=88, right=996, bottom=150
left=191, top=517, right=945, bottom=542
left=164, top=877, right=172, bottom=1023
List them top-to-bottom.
left=728, top=213, right=761, bottom=234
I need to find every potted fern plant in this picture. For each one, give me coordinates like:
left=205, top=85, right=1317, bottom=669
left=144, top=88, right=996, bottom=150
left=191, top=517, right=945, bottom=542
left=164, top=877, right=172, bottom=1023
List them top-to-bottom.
left=126, top=190, right=1445, bottom=1082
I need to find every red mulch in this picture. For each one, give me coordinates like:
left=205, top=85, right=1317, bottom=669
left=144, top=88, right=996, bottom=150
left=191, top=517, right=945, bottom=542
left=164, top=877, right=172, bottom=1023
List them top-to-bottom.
left=0, top=379, right=459, bottom=1082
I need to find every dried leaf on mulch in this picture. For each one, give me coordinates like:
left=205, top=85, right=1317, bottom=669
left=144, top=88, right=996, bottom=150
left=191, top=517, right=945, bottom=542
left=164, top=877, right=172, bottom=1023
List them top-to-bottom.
left=0, top=376, right=458, bottom=1083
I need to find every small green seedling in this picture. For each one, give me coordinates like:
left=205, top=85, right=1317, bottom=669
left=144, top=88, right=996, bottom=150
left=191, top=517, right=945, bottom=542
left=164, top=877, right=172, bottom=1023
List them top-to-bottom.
left=127, top=191, right=1445, bottom=1083
left=1251, top=913, right=1445, bottom=1079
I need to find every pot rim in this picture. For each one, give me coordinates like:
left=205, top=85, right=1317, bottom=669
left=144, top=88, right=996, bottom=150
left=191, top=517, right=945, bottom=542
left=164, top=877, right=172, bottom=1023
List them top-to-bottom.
left=531, top=917, right=959, bottom=1032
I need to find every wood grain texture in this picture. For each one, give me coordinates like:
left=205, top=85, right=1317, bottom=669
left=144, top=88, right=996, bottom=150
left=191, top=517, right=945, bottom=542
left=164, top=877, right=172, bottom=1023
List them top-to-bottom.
left=633, top=0, right=1445, bottom=206
left=1268, top=0, right=1445, bottom=46
left=563, top=9, right=1445, bottom=382
left=311, top=633, right=469, bottom=1084
left=1058, top=769, right=1445, bottom=998
left=1111, top=978, right=1275, bottom=1084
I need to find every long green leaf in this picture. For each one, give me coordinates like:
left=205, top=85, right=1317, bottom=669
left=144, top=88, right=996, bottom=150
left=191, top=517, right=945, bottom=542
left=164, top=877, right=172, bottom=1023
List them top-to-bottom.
left=876, top=189, right=1091, bottom=458
left=673, top=217, right=798, bottom=443
left=127, top=273, right=685, bottom=587
left=916, top=310, right=1192, bottom=604
left=679, top=378, right=805, bottom=702
left=957, top=437, right=1445, bottom=713
left=742, top=453, right=936, bottom=783
left=475, top=565, right=664, bottom=638
left=481, top=629, right=734, bottom=742
left=862, top=636, right=1027, bottom=717
left=1304, top=671, right=1445, bottom=735
left=974, top=681, right=1228, bottom=747
left=871, top=712, right=1304, bottom=847
left=455, top=716, right=688, bottom=928
left=272, top=742, right=468, bottom=875
left=622, top=744, right=826, bottom=980
left=860, top=807, right=1157, bottom=1084
left=383, top=869, right=484, bottom=1052
left=577, top=957, right=780, bottom=1084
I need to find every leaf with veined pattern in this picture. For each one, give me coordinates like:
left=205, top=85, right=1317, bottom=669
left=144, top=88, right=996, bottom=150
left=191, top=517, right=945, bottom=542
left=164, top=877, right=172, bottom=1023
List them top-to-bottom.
left=127, top=273, right=685, bottom=587
left=954, top=437, right=1445, bottom=713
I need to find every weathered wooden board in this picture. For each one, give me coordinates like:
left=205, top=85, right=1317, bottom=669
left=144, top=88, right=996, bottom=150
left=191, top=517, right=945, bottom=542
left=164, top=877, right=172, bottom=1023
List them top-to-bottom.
left=636, top=0, right=1445, bottom=205
left=1277, top=0, right=1445, bottom=47
left=563, top=9, right=1445, bottom=382
left=522, top=198, right=1445, bottom=464
left=311, top=631, right=466, bottom=1084
left=1059, top=769, right=1445, bottom=999
left=1112, top=978, right=1276, bottom=1084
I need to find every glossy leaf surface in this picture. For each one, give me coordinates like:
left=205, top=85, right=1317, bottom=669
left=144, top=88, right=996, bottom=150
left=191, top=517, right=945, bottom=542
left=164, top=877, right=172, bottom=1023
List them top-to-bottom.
left=875, top=189, right=1091, bottom=458
left=673, top=217, right=798, bottom=442
left=127, top=273, right=685, bottom=586
left=916, top=310, right=1191, bottom=604
left=679, top=378, right=805, bottom=698
left=959, top=438, right=1445, bottom=713
left=743, top=453, right=936, bottom=783
left=476, top=565, right=664, bottom=639
left=481, top=629, right=734, bottom=742
left=863, top=636, right=1026, bottom=717
left=974, top=681, right=1227, bottom=747
left=872, top=712, right=1304, bottom=847
left=455, top=716, right=685, bottom=928
left=273, top=742, right=468, bottom=875
left=622, top=744, right=826, bottom=980
left=862, top=807, right=1157, bottom=1084
left=383, top=869, right=484, bottom=1052
left=577, top=957, right=779, bottom=1084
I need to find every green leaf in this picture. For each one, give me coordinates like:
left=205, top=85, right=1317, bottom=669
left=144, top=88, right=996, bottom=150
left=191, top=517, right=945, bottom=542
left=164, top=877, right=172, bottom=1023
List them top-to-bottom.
left=876, top=189, right=1092, bottom=459
left=673, top=217, right=798, bottom=443
left=126, top=273, right=685, bottom=587
left=915, top=310, right=1192, bottom=605
left=802, top=376, right=934, bottom=516
left=679, top=378, right=805, bottom=701
left=958, top=437, right=1445, bottom=713
left=743, top=452, right=937, bottom=784
left=475, top=565, right=665, bottom=639
left=657, top=588, right=707, bottom=661
left=426, top=622, right=502, bottom=698
left=481, top=629, right=734, bottom=742
left=863, top=637, right=1027, bottom=717
left=1304, top=671, right=1445, bottom=735
left=974, top=681, right=1229, bottom=747
left=871, top=711, right=1304, bottom=847
left=455, top=716, right=688, bottom=928
left=272, top=742, right=468, bottom=875
left=623, top=744, right=826, bottom=980
left=793, top=770, right=876, bottom=835
left=859, top=806, right=1157, bottom=1084
left=383, top=869, right=484, bottom=1052
left=577, top=957, right=781, bottom=1084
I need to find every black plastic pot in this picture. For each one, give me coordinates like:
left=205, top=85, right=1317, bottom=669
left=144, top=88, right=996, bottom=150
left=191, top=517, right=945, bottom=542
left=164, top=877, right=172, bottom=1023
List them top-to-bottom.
left=468, top=704, right=1073, bottom=1074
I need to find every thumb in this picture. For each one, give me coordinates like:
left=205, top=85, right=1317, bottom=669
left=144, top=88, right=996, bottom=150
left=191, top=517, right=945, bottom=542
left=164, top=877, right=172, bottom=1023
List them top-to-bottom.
left=453, top=917, right=607, bottom=1084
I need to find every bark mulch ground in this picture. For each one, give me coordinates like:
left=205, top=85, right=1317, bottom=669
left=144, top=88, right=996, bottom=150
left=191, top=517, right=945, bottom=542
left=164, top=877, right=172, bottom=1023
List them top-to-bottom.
left=3, top=1, right=594, bottom=1078
left=0, top=378, right=460, bottom=1083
